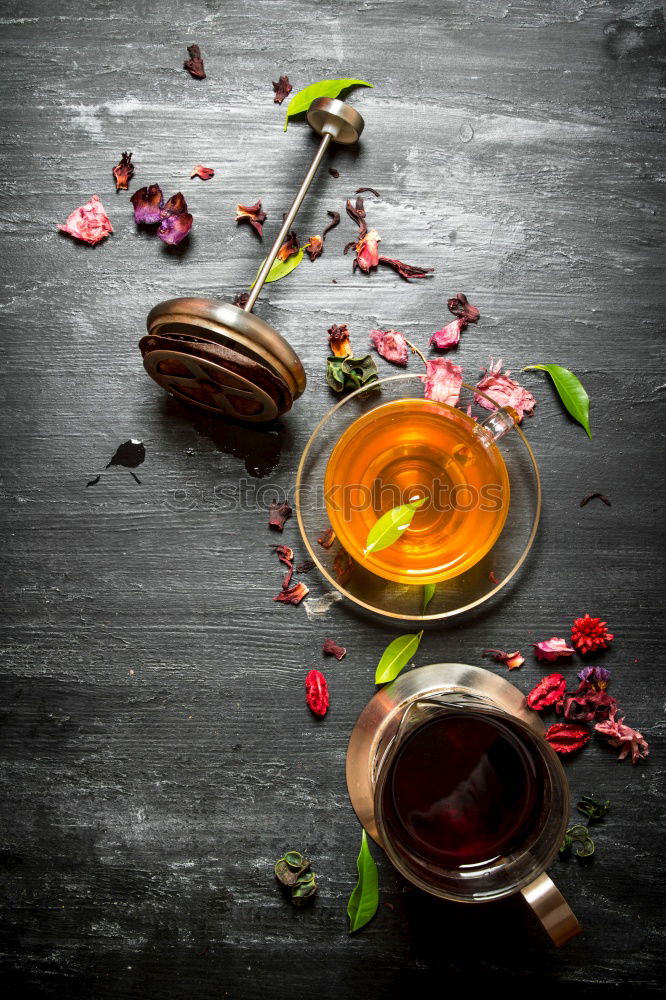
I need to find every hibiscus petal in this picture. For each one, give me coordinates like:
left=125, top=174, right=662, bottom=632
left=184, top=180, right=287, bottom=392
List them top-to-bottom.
left=272, top=74, right=292, bottom=104
left=112, top=152, right=134, bottom=191
left=191, top=164, right=214, bottom=180
left=130, top=184, right=164, bottom=224
left=58, top=195, right=113, bottom=245
left=236, top=199, right=267, bottom=238
left=157, top=211, right=193, bottom=245
left=448, top=292, right=480, bottom=323
left=429, top=318, right=466, bottom=350
left=370, top=329, right=409, bottom=366
left=475, top=358, right=536, bottom=422
left=421, top=359, right=463, bottom=406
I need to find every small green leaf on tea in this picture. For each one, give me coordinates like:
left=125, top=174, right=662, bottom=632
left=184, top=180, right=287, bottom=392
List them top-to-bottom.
left=284, top=78, right=374, bottom=131
left=251, top=247, right=304, bottom=288
left=524, top=363, right=591, bottom=438
left=364, top=496, right=426, bottom=556
left=423, top=582, right=436, bottom=612
left=375, top=630, right=423, bottom=685
left=347, top=829, right=379, bottom=933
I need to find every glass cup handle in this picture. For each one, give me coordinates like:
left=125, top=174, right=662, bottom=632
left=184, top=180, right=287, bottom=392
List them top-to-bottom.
left=477, top=405, right=518, bottom=442
left=520, top=872, right=582, bottom=947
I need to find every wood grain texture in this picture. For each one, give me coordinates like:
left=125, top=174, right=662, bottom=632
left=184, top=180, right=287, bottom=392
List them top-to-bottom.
left=0, top=0, right=665, bottom=996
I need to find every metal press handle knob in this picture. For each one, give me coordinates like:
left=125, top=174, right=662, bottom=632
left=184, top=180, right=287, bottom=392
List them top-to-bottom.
left=520, top=872, right=582, bottom=947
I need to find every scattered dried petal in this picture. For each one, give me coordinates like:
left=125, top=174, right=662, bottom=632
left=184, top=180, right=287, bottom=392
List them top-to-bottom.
left=184, top=44, right=206, bottom=79
left=272, top=74, right=292, bottom=104
left=112, top=151, right=134, bottom=191
left=191, top=164, right=215, bottom=180
left=328, top=167, right=340, bottom=178
left=130, top=184, right=164, bottom=224
left=356, top=186, right=379, bottom=196
left=157, top=193, right=193, bottom=245
left=59, top=195, right=113, bottom=246
left=345, top=196, right=367, bottom=237
left=236, top=200, right=267, bottom=238
left=322, top=210, right=341, bottom=239
left=354, top=229, right=381, bottom=272
left=277, top=231, right=299, bottom=261
left=306, top=235, right=323, bottom=261
left=377, top=256, right=434, bottom=281
left=233, top=291, right=250, bottom=309
left=448, top=292, right=480, bottom=323
left=429, top=318, right=466, bottom=350
left=328, top=323, right=352, bottom=358
left=370, top=329, right=409, bottom=366
left=421, top=359, right=463, bottom=406
left=475, top=359, right=536, bottom=422
left=580, top=492, right=611, bottom=507
left=268, top=501, right=292, bottom=532
left=318, top=527, right=336, bottom=549
left=274, top=543, right=295, bottom=590
left=333, top=549, right=353, bottom=585
left=296, top=559, right=315, bottom=573
left=489, top=570, right=499, bottom=585
left=274, top=581, right=309, bottom=605
left=571, top=614, right=614, bottom=654
left=532, top=637, right=576, bottom=662
left=323, top=639, right=346, bottom=661
left=482, top=648, right=525, bottom=670
left=578, top=666, right=611, bottom=689
left=305, top=669, right=329, bottom=717
left=526, top=672, right=567, bottom=711
left=556, top=679, right=617, bottom=722
left=595, top=710, right=648, bottom=764
left=544, top=722, right=590, bottom=755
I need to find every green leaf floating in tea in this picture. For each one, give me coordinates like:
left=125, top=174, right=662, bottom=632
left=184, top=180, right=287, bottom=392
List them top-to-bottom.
left=284, top=78, right=374, bottom=131
left=250, top=247, right=304, bottom=287
left=524, top=363, right=591, bottom=438
left=364, top=496, right=426, bottom=556
left=423, top=582, right=436, bottom=612
left=375, top=630, right=424, bottom=685
left=347, top=829, right=379, bottom=933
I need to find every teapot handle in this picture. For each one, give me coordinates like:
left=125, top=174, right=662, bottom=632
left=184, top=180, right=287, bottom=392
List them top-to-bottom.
left=520, top=872, right=582, bottom=947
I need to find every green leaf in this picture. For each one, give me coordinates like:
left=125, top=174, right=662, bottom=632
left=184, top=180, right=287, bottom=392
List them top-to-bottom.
left=284, top=78, right=374, bottom=131
left=250, top=247, right=304, bottom=288
left=327, top=354, right=379, bottom=394
left=524, top=363, right=591, bottom=438
left=364, top=496, right=426, bottom=556
left=422, top=582, right=436, bottom=612
left=375, top=631, right=423, bottom=685
left=347, top=830, right=379, bottom=933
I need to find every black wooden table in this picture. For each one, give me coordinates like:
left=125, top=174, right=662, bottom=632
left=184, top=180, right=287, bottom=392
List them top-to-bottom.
left=1, top=1, right=664, bottom=996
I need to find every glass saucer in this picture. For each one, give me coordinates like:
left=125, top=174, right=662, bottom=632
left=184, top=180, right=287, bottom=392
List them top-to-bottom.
left=294, top=374, right=541, bottom=622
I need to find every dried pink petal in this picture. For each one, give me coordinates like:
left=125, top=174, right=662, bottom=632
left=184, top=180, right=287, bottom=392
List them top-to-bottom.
left=272, top=75, right=292, bottom=104
left=191, top=164, right=214, bottom=180
left=131, top=184, right=164, bottom=224
left=58, top=195, right=113, bottom=246
left=236, top=200, right=267, bottom=239
left=355, top=229, right=381, bottom=272
left=429, top=318, right=466, bottom=350
left=370, top=329, right=409, bottom=366
left=421, top=359, right=463, bottom=406
left=475, top=359, right=536, bottom=422
left=532, top=637, right=576, bottom=662
left=323, top=639, right=346, bottom=661
left=482, top=648, right=524, bottom=670
left=595, top=711, right=649, bottom=764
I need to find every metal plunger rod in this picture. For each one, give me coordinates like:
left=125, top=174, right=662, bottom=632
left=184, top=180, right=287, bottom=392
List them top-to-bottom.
left=243, top=132, right=332, bottom=313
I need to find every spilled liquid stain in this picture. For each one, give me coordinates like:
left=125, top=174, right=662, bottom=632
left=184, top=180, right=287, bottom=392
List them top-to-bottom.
left=190, top=412, right=285, bottom=478
left=87, top=440, right=146, bottom=487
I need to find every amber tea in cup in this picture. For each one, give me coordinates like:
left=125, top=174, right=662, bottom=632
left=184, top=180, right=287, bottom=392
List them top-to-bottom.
left=324, top=398, right=510, bottom=585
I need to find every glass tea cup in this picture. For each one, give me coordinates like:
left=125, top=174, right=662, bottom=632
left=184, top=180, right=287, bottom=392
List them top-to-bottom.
left=346, top=663, right=581, bottom=946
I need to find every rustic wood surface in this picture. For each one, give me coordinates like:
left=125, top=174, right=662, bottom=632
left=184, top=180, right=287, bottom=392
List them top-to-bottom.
left=1, top=0, right=664, bottom=996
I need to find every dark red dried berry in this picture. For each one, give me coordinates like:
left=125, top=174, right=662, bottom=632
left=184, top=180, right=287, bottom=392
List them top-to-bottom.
left=322, top=639, right=346, bottom=661
left=305, top=669, right=329, bottom=717
left=526, top=673, right=567, bottom=711
left=544, top=722, right=590, bottom=755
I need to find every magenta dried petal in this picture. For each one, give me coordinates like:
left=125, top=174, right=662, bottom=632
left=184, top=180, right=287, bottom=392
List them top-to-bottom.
left=130, top=184, right=164, bottom=224
left=58, top=195, right=113, bottom=245
left=157, top=211, right=193, bottom=245
left=447, top=292, right=480, bottom=323
left=429, top=318, right=466, bottom=350
left=369, top=329, right=409, bottom=366
left=475, top=358, right=536, bottom=422
left=421, top=359, right=463, bottom=406
left=532, top=637, right=576, bottom=662
left=323, top=639, right=346, bottom=661
left=578, top=666, right=611, bottom=689
left=595, top=711, right=649, bottom=763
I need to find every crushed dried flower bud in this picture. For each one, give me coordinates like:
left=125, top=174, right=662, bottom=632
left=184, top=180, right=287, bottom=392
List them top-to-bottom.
left=184, top=44, right=206, bottom=79
left=272, top=74, right=292, bottom=104
left=112, top=151, right=134, bottom=191
left=191, top=164, right=214, bottom=180
left=328, top=167, right=340, bottom=178
left=59, top=195, right=113, bottom=246
left=345, top=196, right=367, bottom=237
left=236, top=200, right=267, bottom=238
left=322, top=210, right=341, bottom=238
left=353, top=229, right=381, bottom=272
left=277, top=231, right=299, bottom=261
left=306, top=235, right=323, bottom=261
left=377, top=256, right=434, bottom=281
left=233, top=291, right=250, bottom=309
left=448, top=292, right=480, bottom=323
left=429, top=318, right=466, bottom=350
left=328, top=323, right=352, bottom=358
left=370, top=329, right=409, bottom=366
left=421, top=359, right=463, bottom=406
left=475, top=359, right=536, bottom=422
left=580, top=492, right=611, bottom=507
left=268, top=501, right=292, bottom=532
left=318, top=527, right=336, bottom=549
left=274, top=544, right=294, bottom=567
left=296, top=559, right=315, bottom=573
left=274, top=581, right=309, bottom=605
left=571, top=613, right=614, bottom=654
left=532, top=637, right=576, bottom=662
left=323, top=639, right=346, bottom=661
left=482, top=648, right=525, bottom=670
left=305, top=669, right=329, bottom=717
left=526, top=672, right=567, bottom=711
left=595, top=711, right=648, bottom=763
left=544, top=722, right=590, bottom=755
left=576, top=794, right=611, bottom=823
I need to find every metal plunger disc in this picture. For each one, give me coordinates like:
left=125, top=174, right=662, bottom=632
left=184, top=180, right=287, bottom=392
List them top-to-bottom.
left=306, top=98, right=364, bottom=144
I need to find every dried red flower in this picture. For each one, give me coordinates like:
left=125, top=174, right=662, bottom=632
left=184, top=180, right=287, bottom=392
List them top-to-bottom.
left=184, top=44, right=206, bottom=79
left=272, top=74, right=292, bottom=104
left=112, top=151, right=134, bottom=191
left=191, top=164, right=215, bottom=181
left=131, top=184, right=164, bottom=224
left=157, top=192, right=193, bottom=245
left=59, top=195, right=113, bottom=246
left=236, top=200, right=267, bottom=238
left=322, top=210, right=340, bottom=238
left=353, top=229, right=381, bottom=272
left=277, top=231, right=299, bottom=261
left=305, top=235, right=323, bottom=261
left=378, top=256, right=434, bottom=281
left=233, top=291, right=250, bottom=309
left=448, top=292, right=480, bottom=323
left=429, top=318, right=466, bottom=350
left=328, top=323, right=352, bottom=358
left=370, top=329, right=409, bottom=366
left=421, top=359, right=463, bottom=406
left=475, top=359, right=536, bottom=422
left=268, top=501, right=292, bottom=532
left=318, top=527, right=336, bottom=549
left=274, top=544, right=295, bottom=587
left=274, top=581, right=309, bottom=605
left=571, top=614, right=614, bottom=654
left=532, top=637, right=576, bottom=662
left=323, top=639, right=346, bottom=661
left=482, top=649, right=525, bottom=670
left=305, top=669, right=329, bottom=717
left=526, top=672, right=567, bottom=711
left=556, top=679, right=617, bottom=723
left=595, top=711, right=649, bottom=764
left=544, top=722, right=590, bottom=755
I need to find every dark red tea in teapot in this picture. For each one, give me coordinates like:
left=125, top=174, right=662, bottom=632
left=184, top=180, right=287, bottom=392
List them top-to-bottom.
left=380, top=711, right=545, bottom=869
